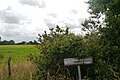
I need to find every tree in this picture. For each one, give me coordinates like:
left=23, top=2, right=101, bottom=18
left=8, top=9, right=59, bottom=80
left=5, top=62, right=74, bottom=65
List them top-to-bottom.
left=82, top=0, right=120, bottom=79
left=87, top=0, right=120, bottom=46
left=0, top=36, right=1, bottom=42
left=0, top=40, right=15, bottom=45
left=2, top=40, right=9, bottom=45
left=9, top=40, right=15, bottom=45
left=33, top=40, right=38, bottom=45
left=16, top=41, right=27, bottom=45
left=28, top=41, right=34, bottom=45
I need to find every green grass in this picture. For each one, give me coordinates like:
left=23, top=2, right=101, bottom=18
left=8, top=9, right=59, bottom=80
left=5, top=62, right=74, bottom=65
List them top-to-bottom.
left=0, top=45, right=39, bottom=63
left=0, top=45, right=38, bottom=79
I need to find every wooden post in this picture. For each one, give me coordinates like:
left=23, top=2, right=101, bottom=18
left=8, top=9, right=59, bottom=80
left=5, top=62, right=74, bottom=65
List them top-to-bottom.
left=8, top=57, right=11, bottom=79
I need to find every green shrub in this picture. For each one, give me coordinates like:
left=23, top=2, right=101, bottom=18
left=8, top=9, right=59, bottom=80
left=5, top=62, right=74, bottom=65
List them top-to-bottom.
left=33, top=26, right=90, bottom=80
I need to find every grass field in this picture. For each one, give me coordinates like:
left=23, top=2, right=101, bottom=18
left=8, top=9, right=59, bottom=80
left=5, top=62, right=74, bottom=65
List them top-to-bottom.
left=0, top=45, right=39, bottom=63
left=0, top=45, right=39, bottom=80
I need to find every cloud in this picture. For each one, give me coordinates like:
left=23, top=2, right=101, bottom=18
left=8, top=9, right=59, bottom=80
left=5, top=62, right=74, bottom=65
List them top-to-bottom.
left=0, top=0, right=89, bottom=42
left=19, top=0, right=46, bottom=8
left=39, top=1, right=46, bottom=8
left=0, top=7, right=32, bottom=39
left=0, top=9, right=27, bottom=24
left=71, top=9, right=78, bottom=14
left=47, top=13, right=57, bottom=18
left=59, top=18, right=83, bottom=29
left=44, top=19, right=55, bottom=29
left=63, top=22, right=81, bottom=30
left=0, top=23, right=22, bottom=37
left=3, top=29, right=21, bottom=37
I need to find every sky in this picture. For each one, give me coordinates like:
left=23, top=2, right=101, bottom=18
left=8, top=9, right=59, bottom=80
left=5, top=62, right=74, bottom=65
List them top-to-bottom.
left=0, top=0, right=90, bottom=42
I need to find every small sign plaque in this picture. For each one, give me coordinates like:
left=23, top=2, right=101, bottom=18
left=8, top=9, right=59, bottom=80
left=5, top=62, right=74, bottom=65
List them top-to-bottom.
left=64, top=57, right=93, bottom=66
left=64, top=57, right=93, bottom=80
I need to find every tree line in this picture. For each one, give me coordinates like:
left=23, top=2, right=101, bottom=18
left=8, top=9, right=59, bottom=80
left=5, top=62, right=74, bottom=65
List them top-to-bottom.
left=0, top=39, right=38, bottom=45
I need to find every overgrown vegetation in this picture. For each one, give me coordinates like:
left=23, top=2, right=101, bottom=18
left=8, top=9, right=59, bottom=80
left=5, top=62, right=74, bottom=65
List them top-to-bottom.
left=0, top=0, right=119, bottom=79
left=33, top=0, right=120, bottom=79
left=84, top=0, right=120, bottom=79
left=32, top=26, right=91, bottom=80
left=0, top=45, right=39, bottom=80
left=0, top=61, right=36, bottom=80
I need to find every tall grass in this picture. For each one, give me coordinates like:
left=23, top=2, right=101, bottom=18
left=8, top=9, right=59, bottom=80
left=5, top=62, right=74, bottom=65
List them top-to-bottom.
left=0, top=45, right=39, bottom=80
left=0, top=61, right=36, bottom=80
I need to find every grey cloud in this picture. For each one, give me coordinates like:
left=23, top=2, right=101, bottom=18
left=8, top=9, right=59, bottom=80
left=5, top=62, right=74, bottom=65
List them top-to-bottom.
left=19, top=0, right=46, bottom=8
left=39, top=1, right=46, bottom=8
left=6, top=6, right=12, bottom=10
left=0, top=8, right=31, bottom=25
left=0, top=8, right=31, bottom=38
left=0, top=9, right=25, bottom=24
left=71, top=9, right=78, bottom=14
left=47, top=13, right=57, bottom=18
left=2, top=16, right=21, bottom=24
left=44, top=18, right=83, bottom=30
left=63, top=18, right=83, bottom=29
left=78, top=18, right=83, bottom=23
left=44, top=19, right=55, bottom=29
left=0, top=23, right=21, bottom=37
left=46, top=23, right=55, bottom=29
left=65, top=23, right=80, bottom=29
left=4, top=24, right=19, bottom=29
left=0, top=25, right=37, bottom=42
left=3, top=30, right=21, bottom=37
left=1, top=32, right=36, bottom=42
left=14, top=36, right=36, bottom=42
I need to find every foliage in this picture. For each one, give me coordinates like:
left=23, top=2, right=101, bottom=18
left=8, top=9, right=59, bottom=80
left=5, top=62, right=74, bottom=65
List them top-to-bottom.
left=33, top=0, right=120, bottom=79
left=81, top=0, right=120, bottom=79
left=33, top=26, right=91, bottom=80
left=83, top=33, right=119, bottom=79
left=0, top=38, right=38, bottom=45
left=0, top=40, right=15, bottom=45
left=16, top=40, right=38, bottom=45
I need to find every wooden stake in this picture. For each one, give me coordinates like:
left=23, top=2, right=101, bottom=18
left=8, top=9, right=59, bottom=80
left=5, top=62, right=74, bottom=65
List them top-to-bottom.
left=8, top=57, right=11, bottom=79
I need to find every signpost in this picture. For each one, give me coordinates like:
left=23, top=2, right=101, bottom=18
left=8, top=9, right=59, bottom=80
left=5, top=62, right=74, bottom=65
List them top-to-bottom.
left=64, top=57, right=93, bottom=80
left=78, top=65, right=81, bottom=80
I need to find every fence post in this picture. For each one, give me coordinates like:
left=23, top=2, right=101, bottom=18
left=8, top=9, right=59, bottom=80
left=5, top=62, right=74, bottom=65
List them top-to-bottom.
left=8, top=57, right=11, bottom=79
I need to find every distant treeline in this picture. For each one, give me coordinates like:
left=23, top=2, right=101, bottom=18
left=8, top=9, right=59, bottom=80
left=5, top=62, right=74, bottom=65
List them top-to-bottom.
left=0, top=40, right=38, bottom=45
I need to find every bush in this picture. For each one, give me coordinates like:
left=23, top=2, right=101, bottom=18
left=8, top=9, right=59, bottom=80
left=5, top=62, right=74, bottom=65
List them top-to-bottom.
left=32, top=26, right=89, bottom=80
